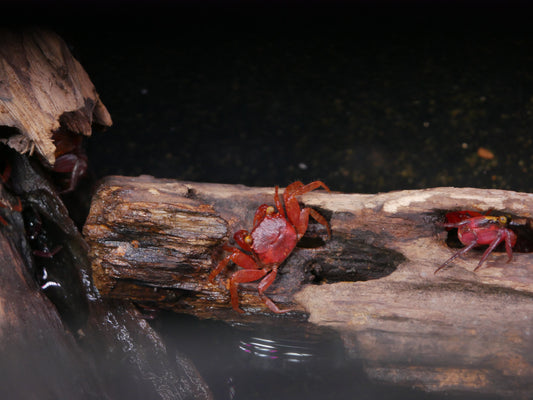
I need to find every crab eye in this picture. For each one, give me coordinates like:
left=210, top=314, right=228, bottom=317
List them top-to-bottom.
left=266, top=206, right=275, bottom=215
left=498, top=216, right=508, bottom=224
left=245, top=235, right=253, bottom=245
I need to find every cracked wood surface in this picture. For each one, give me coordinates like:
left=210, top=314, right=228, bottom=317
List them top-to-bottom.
left=0, top=29, right=112, bottom=164
left=83, top=175, right=533, bottom=397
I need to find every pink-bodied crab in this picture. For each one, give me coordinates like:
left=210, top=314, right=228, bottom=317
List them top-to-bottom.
left=209, top=181, right=331, bottom=313
left=435, top=210, right=517, bottom=274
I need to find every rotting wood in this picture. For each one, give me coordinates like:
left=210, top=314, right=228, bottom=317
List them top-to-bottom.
left=0, top=28, right=112, bottom=165
left=1, top=152, right=213, bottom=400
left=83, top=175, right=533, bottom=397
left=84, top=175, right=405, bottom=319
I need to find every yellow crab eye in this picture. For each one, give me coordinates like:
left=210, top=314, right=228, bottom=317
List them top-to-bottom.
left=266, top=206, right=275, bottom=215
left=498, top=216, right=508, bottom=224
left=245, top=235, right=253, bottom=245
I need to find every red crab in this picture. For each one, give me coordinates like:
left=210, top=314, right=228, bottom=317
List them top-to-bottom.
left=49, top=130, right=88, bottom=193
left=209, top=181, right=331, bottom=313
left=435, top=210, right=517, bottom=274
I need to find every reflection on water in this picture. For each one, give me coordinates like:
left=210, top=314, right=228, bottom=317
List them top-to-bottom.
left=152, top=312, right=492, bottom=400
left=239, top=336, right=314, bottom=363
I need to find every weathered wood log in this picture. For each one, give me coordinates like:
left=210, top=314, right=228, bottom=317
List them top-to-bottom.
left=0, top=28, right=112, bottom=165
left=0, top=29, right=211, bottom=399
left=1, top=139, right=212, bottom=400
left=83, top=175, right=533, bottom=397
left=84, top=175, right=398, bottom=319
left=0, top=206, right=110, bottom=399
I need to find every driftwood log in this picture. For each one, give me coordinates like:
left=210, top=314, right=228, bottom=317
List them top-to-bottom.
left=0, top=28, right=112, bottom=164
left=0, top=29, right=211, bottom=400
left=1, top=151, right=212, bottom=400
left=84, top=175, right=533, bottom=398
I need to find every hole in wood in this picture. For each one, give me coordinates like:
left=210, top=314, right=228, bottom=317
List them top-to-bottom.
left=441, top=210, right=533, bottom=253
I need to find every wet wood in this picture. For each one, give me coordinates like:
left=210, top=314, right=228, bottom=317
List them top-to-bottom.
left=0, top=29, right=112, bottom=165
left=2, top=151, right=212, bottom=400
left=84, top=175, right=533, bottom=397
left=84, top=175, right=402, bottom=319
left=0, top=213, right=109, bottom=399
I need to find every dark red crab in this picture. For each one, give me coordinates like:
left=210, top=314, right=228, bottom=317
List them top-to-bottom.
left=49, top=130, right=88, bottom=193
left=209, top=181, right=331, bottom=313
left=435, top=210, right=517, bottom=274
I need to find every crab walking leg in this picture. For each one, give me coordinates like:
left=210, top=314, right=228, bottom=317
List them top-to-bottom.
left=284, top=180, right=330, bottom=198
left=294, top=180, right=330, bottom=195
left=284, top=181, right=305, bottom=196
left=286, top=181, right=329, bottom=200
left=283, top=182, right=331, bottom=239
left=273, top=186, right=285, bottom=218
left=286, top=202, right=331, bottom=239
left=305, top=208, right=331, bottom=237
left=308, top=208, right=331, bottom=236
left=473, top=230, right=505, bottom=271
left=504, top=230, right=515, bottom=262
left=434, top=240, right=479, bottom=274
left=208, top=246, right=257, bottom=282
left=256, top=265, right=292, bottom=314
left=257, top=265, right=278, bottom=295
left=230, top=269, right=268, bottom=313
left=261, top=296, right=291, bottom=314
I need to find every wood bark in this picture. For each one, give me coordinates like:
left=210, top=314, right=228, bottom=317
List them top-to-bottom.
left=0, top=28, right=112, bottom=164
left=0, top=28, right=210, bottom=399
left=0, top=153, right=213, bottom=400
left=84, top=175, right=533, bottom=397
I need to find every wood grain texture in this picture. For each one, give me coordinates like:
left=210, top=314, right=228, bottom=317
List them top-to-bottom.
left=0, top=29, right=112, bottom=164
left=84, top=176, right=533, bottom=397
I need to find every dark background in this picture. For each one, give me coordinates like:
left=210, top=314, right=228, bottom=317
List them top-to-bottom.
left=11, top=0, right=532, bottom=195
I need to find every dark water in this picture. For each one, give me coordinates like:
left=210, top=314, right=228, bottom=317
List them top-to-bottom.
left=154, top=313, right=493, bottom=400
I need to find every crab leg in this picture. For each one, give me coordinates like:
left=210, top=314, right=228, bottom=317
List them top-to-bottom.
left=288, top=180, right=330, bottom=197
left=273, top=185, right=285, bottom=218
left=285, top=198, right=331, bottom=239
left=473, top=230, right=505, bottom=271
left=504, top=230, right=515, bottom=262
left=434, top=239, right=479, bottom=274
left=208, top=246, right=257, bottom=282
left=256, top=265, right=292, bottom=314
left=229, top=269, right=268, bottom=313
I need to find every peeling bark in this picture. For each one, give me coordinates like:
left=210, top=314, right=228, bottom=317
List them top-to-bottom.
left=0, top=29, right=112, bottom=164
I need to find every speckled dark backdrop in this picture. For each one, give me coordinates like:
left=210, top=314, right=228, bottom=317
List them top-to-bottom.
left=31, top=2, right=532, bottom=196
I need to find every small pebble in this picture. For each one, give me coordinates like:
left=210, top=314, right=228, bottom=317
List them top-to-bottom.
left=477, top=147, right=495, bottom=160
